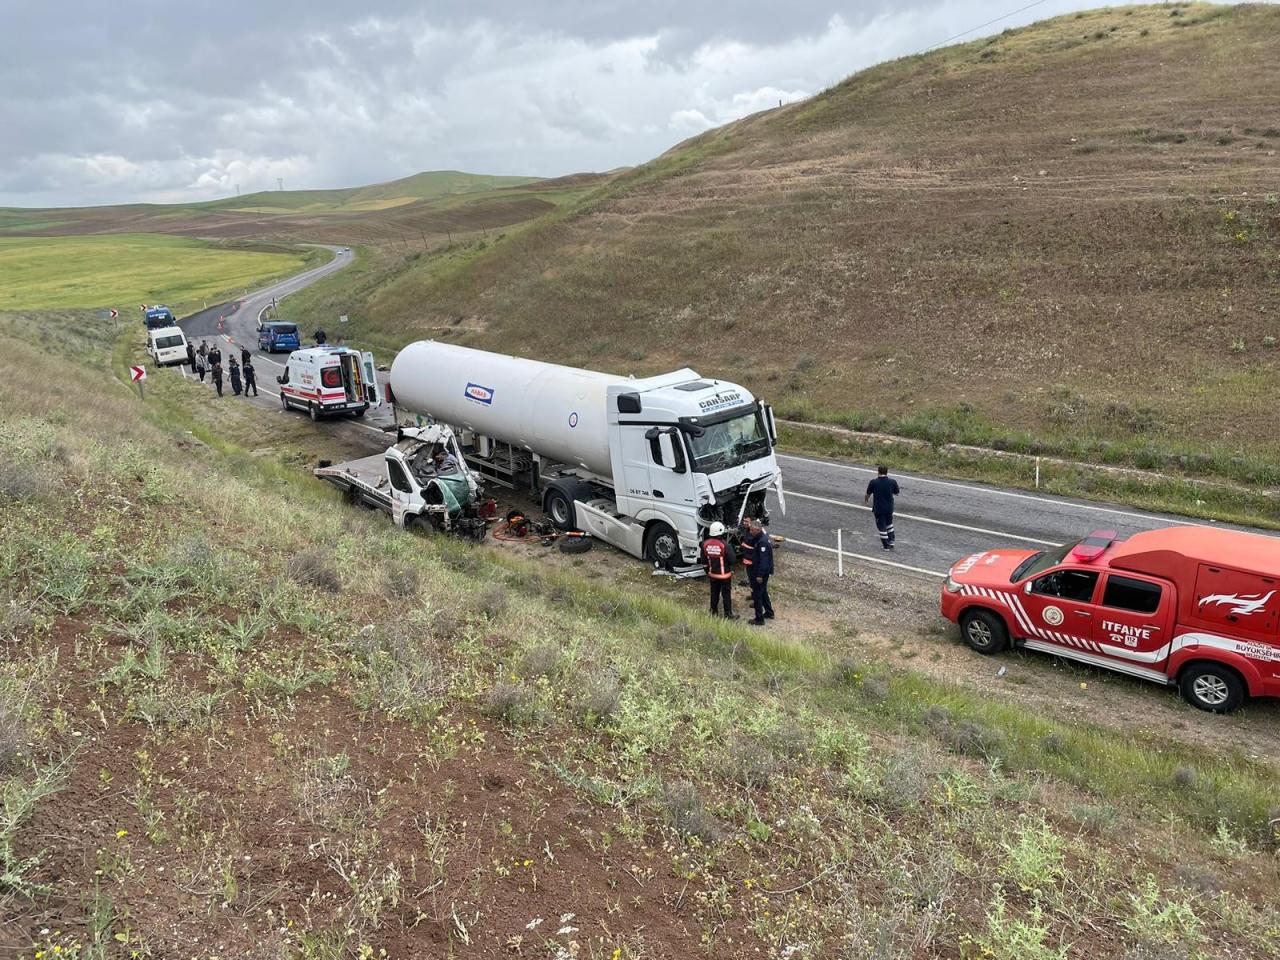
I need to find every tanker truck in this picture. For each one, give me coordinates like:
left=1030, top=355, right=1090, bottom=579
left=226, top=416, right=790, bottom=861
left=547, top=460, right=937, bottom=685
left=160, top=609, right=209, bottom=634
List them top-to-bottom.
left=387, top=341, right=786, bottom=567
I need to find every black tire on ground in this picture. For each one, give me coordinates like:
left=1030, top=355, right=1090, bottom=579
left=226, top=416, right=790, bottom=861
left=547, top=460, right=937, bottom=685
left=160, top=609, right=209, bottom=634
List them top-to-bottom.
left=309, top=403, right=319, bottom=422
left=545, top=489, right=575, bottom=531
left=405, top=514, right=432, bottom=535
left=643, top=521, right=681, bottom=569
left=559, top=534, right=592, bottom=554
left=959, top=608, right=1009, bottom=655
left=1179, top=662, right=1245, bottom=714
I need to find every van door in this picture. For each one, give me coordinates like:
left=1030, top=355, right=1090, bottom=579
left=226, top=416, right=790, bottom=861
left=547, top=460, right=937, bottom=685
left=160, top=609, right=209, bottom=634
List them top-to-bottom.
left=361, top=352, right=379, bottom=405
left=1019, top=567, right=1100, bottom=650
left=1093, top=574, right=1174, bottom=668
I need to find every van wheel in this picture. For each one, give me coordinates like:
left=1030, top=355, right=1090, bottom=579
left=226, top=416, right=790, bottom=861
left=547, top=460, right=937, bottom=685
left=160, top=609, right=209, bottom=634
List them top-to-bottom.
left=280, top=393, right=289, bottom=411
left=309, top=403, right=319, bottom=422
left=353, top=407, right=366, bottom=418
left=545, top=489, right=575, bottom=531
left=644, top=521, right=680, bottom=569
left=959, top=609, right=1008, bottom=655
left=1179, top=663, right=1245, bottom=714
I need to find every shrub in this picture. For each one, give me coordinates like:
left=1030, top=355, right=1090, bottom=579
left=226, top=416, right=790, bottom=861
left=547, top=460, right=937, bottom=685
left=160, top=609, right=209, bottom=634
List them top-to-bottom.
left=0, top=462, right=46, bottom=501
left=285, top=550, right=341, bottom=593
left=382, top=564, right=421, bottom=600
left=477, top=584, right=508, bottom=619
left=518, top=643, right=561, bottom=679
left=830, top=656, right=862, bottom=686
left=577, top=675, right=621, bottom=726
left=483, top=682, right=534, bottom=726
left=0, top=692, right=30, bottom=772
left=721, top=735, right=779, bottom=790
left=1172, top=766, right=1196, bottom=788
left=660, top=781, right=723, bottom=843
left=1001, top=814, right=1065, bottom=895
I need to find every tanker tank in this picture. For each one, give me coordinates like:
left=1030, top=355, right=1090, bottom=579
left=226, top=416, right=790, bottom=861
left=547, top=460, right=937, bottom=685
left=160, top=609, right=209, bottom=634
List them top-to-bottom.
left=389, top=341, right=628, bottom=479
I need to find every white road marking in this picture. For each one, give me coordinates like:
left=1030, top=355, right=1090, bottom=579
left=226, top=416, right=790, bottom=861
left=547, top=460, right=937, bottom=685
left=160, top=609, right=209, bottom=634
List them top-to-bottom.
left=777, top=453, right=1219, bottom=529
left=782, top=490, right=1060, bottom=546
left=783, top=534, right=946, bottom=578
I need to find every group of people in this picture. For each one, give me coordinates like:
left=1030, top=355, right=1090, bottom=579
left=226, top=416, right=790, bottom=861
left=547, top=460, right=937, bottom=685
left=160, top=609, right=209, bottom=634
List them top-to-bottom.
left=191, top=341, right=258, bottom=398
left=698, top=465, right=903, bottom=624
left=699, top=517, right=775, bottom=626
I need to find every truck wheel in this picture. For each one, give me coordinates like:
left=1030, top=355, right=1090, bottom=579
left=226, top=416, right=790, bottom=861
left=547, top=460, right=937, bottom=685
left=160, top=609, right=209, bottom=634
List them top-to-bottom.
left=308, top=403, right=319, bottom=422
left=545, top=489, right=575, bottom=531
left=644, top=521, right=680, bottom=569
left=559, top=534, right=592, bottom=554
left=959, top=609, right=1008, bottom=655
left=1179, top=663, right=1245, bottom=714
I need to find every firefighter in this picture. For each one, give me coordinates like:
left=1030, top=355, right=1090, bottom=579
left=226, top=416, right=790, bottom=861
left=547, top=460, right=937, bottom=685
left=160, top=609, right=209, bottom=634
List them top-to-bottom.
left=863, top=464, right=900, bottom=550
left=738, top=516, right=755, bottom=587
left=747, top=518, right=775, bottom=626
left=700, top=522, right=737, bottom=619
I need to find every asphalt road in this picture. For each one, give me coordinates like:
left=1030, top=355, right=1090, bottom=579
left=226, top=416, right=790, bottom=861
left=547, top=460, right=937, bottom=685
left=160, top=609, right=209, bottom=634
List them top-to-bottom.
left=166, top=247, right=1276, bottom=582
left=767, top=452, right=1270, bottom=581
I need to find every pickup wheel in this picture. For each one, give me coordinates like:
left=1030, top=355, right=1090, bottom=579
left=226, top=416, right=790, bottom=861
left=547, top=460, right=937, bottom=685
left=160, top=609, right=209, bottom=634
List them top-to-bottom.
left=544, top=489, right=575, bottom=531
left=644, top=521, right=681, bottom=569
left=959, top=609, right=1008, bottom=655
left=1179, top=662, right=1245, bottom=714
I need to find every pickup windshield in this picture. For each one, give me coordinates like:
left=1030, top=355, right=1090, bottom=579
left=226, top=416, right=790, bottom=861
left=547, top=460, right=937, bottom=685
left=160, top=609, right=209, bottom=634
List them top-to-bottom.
left=687, top=407, right=771, bottom=474
left=1011, top=541, right=1076, bottom=583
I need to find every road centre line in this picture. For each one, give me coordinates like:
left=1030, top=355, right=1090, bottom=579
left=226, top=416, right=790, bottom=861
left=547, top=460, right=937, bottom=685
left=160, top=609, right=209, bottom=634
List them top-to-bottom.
left=776, top=453, right=1218, bottom=529
left=782, top=490, right=1060, bottom=546
left=781, top=535, right=946, bottom=578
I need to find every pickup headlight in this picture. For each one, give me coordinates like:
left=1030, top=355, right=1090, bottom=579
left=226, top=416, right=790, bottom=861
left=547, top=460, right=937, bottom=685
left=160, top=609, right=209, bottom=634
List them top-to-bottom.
left=944, top=575, right=962, bottom=594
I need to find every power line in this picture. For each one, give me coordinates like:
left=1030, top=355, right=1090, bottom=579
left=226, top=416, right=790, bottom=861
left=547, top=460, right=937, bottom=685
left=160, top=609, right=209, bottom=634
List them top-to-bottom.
left=924, top=0, right=1056, bottom=52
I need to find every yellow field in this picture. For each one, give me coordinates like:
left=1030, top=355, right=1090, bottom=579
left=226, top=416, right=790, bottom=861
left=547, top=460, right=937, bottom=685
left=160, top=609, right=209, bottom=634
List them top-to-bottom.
left=0, top=233, right=309, bottom=312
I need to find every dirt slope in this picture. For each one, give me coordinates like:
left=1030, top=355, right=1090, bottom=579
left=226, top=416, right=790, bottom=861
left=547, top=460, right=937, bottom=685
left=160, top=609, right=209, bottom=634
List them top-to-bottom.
left=344, top=3, right=1280, bottom=470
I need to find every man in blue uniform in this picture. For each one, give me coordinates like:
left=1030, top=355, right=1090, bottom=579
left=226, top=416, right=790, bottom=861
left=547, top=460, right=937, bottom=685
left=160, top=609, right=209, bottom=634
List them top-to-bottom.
left=864, top=465, right=900, bottom=550
left=746, top=519, right=775, bottom=626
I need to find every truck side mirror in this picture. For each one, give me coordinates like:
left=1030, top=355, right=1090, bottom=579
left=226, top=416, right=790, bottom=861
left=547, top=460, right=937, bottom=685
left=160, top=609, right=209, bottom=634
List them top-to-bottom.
left=764, top=403, right=778, bottom=445
left=658, top=431, right=677, bottom=469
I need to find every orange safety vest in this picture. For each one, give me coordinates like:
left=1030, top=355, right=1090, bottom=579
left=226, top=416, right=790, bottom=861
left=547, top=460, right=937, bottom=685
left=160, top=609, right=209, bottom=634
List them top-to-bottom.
left=703, top=539, right=732, bottom=580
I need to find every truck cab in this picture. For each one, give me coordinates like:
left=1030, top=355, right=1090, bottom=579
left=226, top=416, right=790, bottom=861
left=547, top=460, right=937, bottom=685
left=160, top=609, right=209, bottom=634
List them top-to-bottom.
left=278, top=346, right=379, bottom=421
left=942, top=527, right=1280, bottom=713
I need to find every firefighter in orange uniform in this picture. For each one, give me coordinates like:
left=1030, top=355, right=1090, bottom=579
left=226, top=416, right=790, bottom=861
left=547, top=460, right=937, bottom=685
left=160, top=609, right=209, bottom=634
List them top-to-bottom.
left=700, top=522, right=738, bottom=620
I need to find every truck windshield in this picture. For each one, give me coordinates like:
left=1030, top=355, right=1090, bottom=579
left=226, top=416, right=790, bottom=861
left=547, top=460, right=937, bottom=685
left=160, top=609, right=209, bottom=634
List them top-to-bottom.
left=687, top=408, right=770, bottom=474
left=1011, top=541, right=1076, bottom=583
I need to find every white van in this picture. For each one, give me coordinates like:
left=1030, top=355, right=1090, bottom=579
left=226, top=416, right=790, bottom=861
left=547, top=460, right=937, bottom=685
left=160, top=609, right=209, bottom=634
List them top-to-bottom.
left=147, top=326, right=188, bottom=367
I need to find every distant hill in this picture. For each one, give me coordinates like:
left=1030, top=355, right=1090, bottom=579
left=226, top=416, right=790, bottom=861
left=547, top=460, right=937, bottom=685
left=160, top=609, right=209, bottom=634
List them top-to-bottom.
left=327, top=3, right=1280, bottom=477
left=198, top=170, right=542, bottom=214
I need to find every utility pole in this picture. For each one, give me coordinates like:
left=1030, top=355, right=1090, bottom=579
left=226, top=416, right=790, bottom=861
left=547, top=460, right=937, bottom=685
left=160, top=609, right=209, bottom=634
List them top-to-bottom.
left=277, top=177, right=284, bottom=192
left=235, top=184, right=240, bottom=196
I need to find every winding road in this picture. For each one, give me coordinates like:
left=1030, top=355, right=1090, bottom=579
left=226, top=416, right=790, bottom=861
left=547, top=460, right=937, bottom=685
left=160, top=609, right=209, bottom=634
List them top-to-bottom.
left=170, top=246, right=1276, bottom=584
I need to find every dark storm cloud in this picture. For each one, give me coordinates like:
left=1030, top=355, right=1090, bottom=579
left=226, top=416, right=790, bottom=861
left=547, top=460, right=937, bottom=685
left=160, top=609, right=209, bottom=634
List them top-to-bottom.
left=0, top=0, right=1129, bottom=206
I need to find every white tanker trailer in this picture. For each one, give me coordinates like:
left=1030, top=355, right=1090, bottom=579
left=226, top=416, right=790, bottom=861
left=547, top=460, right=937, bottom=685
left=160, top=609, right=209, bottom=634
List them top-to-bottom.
left=387, top=341, right=785, bottom=567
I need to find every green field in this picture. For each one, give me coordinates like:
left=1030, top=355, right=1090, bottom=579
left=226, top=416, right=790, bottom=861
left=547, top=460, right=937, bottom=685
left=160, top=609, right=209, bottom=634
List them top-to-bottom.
left=0, top=234, right=311, bottom=312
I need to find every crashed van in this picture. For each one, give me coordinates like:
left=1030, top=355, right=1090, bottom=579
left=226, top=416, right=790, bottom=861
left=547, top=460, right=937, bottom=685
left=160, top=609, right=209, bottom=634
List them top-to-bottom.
left=941, top=527, right=1280, bottom=713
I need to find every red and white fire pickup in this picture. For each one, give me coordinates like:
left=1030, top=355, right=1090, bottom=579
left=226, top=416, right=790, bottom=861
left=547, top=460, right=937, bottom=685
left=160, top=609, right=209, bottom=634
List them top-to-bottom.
left=941, top=527, right=1280, bottom=713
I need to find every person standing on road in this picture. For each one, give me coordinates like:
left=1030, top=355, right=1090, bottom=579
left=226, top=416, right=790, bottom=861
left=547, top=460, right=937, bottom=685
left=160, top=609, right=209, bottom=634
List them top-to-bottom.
left=314, top=328, right=327, bottom=346
left=185, top=340, right=196, bottom=370
left=208, top=344, right=222, bottom=370
left=240, top=346, right=251, bottom=366
left=195, top=349, right=207, bottom=383
left=229, top=357, right=243, bottom=396
left=242, top=358, right=258, bottom=397
left=211, top=360, right=224, bottom=397
left=864, top=464, right=900, bottom=550
left=738, top=516, right=755, bottom=587
left=747, top=519, right=775, bottom=626
left=699, top=522, right=737, bottom=620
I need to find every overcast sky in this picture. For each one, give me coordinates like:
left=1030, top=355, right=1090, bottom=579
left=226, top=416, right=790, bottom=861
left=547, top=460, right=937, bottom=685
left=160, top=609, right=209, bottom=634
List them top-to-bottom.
left=0, top=1, right=1232, bottom=207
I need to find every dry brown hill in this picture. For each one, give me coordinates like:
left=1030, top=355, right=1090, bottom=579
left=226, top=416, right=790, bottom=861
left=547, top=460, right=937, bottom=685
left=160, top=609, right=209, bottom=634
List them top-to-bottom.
left=317, top=3, right=1280, bottom=479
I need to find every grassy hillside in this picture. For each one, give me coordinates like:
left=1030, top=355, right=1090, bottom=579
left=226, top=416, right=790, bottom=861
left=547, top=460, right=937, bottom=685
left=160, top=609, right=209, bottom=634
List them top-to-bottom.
left=291, top=3, right=1280, bottom=486
left=0, top=234, right=314, bottom=313
left=2, top=302, right=1278, bottom=958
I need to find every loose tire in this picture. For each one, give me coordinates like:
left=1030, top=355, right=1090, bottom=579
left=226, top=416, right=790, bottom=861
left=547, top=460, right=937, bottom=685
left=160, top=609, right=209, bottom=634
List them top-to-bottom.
left=309, top=403, right=319, bottom=422
left=545, top=489, right=575, bottom=531
left=643, top=521, right=681, bottom=569
left=559, top=534, right=592, bottom=554
left=959, top=609, right=1009, bottom=655
left=1179, top=662, right=1245, bottom=714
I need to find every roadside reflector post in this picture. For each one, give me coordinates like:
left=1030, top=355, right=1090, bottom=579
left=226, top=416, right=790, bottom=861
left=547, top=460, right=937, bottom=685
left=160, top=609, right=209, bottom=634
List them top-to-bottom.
left=1035, top=457, right=1041, bottom=489
left=837, top=528, right=844, bottom=578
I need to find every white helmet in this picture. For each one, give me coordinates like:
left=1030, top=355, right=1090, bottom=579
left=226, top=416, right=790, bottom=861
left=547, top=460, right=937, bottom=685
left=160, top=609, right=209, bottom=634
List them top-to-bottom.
left=708, top=521, right=726, bottom=538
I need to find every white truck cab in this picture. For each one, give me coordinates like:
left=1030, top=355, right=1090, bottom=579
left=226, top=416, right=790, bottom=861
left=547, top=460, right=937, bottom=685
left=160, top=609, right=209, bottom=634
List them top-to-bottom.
left=146, top=326, right=188, bottom=366
left=278, top=346, right=380, bottom=421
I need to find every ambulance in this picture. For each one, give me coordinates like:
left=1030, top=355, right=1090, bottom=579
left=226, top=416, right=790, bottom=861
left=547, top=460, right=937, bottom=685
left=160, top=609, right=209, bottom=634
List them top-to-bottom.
left=277, top=346, right=379, bottom=421
left=941, top=527, right=1280, bottom=713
